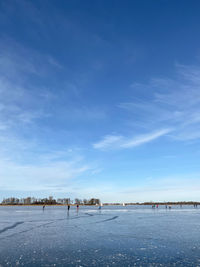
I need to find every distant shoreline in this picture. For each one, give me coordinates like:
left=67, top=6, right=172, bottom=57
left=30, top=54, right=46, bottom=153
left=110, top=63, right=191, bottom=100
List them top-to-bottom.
left=1, top=202, right=200, bottom=206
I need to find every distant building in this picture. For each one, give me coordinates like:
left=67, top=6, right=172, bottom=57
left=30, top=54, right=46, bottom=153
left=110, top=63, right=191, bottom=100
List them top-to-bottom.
left=57, top=198, right=70, bottom=204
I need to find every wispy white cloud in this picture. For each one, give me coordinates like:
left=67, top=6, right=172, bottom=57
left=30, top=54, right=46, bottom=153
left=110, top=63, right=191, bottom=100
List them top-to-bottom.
left=0, top=39, right=105, bottom=197
left=0, top=39, right=108, bottom=136
left=0, top=41, right=60, bottom=133
left=94, top=64, right=200, bottom=152
left=120, top=64, right=200, bottom=142
left=93, top=128, right=171, bottom=150
left=121, top=129, right=171, bottom=148
left=93, top=135, right=123, bottom=149
left=0, top=154, right=92, bottom=192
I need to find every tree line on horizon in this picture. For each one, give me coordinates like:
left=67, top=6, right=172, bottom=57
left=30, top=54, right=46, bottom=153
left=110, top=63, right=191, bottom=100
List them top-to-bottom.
left=1, top=196, right=101, bottom=205
left=1, top=197, right=199, bottom=206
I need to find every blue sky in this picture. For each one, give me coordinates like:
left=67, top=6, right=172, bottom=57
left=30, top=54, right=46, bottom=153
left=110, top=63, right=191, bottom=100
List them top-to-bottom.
left=1, top=0, right=200, bottom=202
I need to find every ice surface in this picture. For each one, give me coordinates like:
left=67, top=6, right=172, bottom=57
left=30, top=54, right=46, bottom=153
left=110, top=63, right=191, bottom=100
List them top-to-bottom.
left=0, top=205, right=200, bottom=266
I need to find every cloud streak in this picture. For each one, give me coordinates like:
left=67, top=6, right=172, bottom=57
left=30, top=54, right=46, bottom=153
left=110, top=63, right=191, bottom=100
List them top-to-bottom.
left=94, top=64, right=200, bottom=152
left=119, top=64, right=200, bottom=142
left=93, top=128, right=171, bottom=150
left=121, top=129, right=171, bottom=148
left=93, top=135, right=123, bottom=149
left=0, top=156, right=91, bottom=192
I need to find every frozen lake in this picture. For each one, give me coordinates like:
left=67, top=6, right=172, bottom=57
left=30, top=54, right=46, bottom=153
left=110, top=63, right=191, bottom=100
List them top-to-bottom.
left=0, top=205, right=200, bottom=266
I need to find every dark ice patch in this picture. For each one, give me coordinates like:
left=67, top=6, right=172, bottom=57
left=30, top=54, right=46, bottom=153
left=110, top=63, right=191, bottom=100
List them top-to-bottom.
left=96, top=216, right=118, bottom=223
left=0, top=222, right=24, bottom=234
